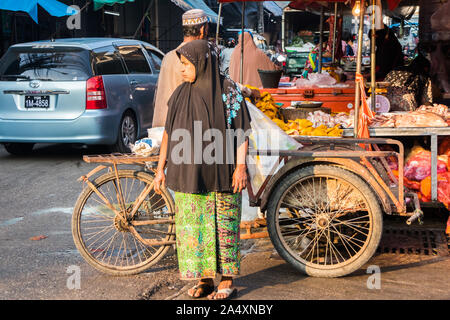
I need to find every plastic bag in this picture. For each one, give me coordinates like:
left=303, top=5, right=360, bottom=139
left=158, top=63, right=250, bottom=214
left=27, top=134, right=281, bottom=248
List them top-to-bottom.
left=295, top=72, right=337, bottom=88
left=308, top=73, right=337, bottom=86
left=246, top=101, right=303, bottom=194
left=130, top=127, right=164, bottom=157
left=147, top=127, right=164, bottom=147
left=131, top=138, right=158, bottom=157
left=404, top=149, right=447, bottom=181
left=437, top=172, right=450, bottom=209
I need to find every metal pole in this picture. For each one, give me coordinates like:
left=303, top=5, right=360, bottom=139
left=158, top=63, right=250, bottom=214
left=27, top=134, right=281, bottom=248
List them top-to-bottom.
left=155, top=0, right=159, bottom=49
left=353, top=0, right=365, bottom=138
left=370, top=0, right=376, bottom=112
left=257, top=1, right=264, bottom=34
left=216, top=2, right=222, bottom=46
left=240, top=2, right=245, bottom=84
left=332, top=2, right=338, bottom=64
left=318, top=6, right=324, bottom=73
left=281, top=8, right=285, bottom=52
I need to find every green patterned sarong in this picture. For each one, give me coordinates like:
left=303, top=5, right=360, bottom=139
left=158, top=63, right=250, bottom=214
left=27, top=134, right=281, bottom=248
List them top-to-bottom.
left=174, top=191, right=242, bottom=280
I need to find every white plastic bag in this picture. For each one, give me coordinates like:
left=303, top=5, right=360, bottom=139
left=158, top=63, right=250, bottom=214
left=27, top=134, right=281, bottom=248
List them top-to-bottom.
left=296, top=72, right=337, bottom=88
left=308, top=73, right=337, bottom=86
left=245, top=101, right=303, bottom=195
left=130, top=127, right=164, bottom=156
left=147, top=127, right=164, bottom=147
left=131, top=138, right=159, bottom=156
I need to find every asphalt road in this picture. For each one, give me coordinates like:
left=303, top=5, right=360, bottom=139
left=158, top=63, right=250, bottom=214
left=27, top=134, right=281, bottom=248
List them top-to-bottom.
left=0, top=143, right=449, bottom=302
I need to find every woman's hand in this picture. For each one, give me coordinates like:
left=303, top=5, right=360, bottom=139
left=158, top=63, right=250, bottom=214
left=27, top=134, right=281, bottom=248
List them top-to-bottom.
left=154, top=130, right=168, bottom=195
left=232, top=164, right=247, bottom=193
left=153, top=169, right=166, bottom=195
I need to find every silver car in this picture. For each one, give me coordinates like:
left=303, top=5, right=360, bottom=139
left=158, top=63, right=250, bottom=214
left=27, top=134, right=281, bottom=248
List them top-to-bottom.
left=0, top=38, right=164, bottom=155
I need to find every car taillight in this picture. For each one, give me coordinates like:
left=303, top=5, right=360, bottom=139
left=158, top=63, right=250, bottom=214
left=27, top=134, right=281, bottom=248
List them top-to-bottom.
left=86, top=76, right=107, bottom=109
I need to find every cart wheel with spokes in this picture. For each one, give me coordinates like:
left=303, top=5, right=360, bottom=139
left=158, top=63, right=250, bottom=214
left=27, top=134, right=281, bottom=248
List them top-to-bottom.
left=267, top=165, right=383, bottom=278
left=72, top=170, right=175, bottom=276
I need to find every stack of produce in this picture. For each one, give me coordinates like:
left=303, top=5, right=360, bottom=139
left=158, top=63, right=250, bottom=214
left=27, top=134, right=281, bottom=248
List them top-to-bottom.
left=245, top=85, right=281, bottom=120
left=246, top=86, right=344, bottom=137
left=281, top=119, right=342, bottom=137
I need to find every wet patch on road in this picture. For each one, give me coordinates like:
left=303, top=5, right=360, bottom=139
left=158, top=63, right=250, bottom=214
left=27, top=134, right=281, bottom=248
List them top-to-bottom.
left=0, top=217, right=24, bottom=227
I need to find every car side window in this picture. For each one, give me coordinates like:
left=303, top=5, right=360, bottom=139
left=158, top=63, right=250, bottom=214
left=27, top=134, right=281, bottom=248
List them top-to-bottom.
left=117, top=45, right=151, bottom=74
left=93, top=46, right=126, bottom=75
left=145, top=47, right=163, bottom=73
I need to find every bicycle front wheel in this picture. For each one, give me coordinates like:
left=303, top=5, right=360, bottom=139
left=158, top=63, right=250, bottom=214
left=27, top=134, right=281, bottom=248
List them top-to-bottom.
left=72, top=170, right=175, bottom=276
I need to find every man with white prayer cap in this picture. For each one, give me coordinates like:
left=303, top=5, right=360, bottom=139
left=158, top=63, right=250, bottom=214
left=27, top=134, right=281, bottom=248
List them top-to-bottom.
left=151, top=9, right=209, bottom=128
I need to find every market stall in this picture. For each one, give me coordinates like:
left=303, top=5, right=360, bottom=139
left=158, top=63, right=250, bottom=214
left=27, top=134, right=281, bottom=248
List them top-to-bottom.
left=223, top=0, right=450, bottom=210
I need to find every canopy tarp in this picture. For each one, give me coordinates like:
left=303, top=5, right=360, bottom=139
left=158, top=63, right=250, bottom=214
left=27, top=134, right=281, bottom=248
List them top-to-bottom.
left=0, top=0, right=78, bottom=23
left=93, top=0, right=135, bottom=11
left=171, top=0, right=222, bottom=24
left=218, top=0, right=403, bottom=11
left=263, top=2, right=283, bottom=16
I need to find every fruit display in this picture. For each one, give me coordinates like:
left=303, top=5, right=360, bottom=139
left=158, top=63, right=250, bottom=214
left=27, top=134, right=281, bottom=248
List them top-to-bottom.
left=245, top=85, right=281, bottom=120
left=246, top=85, right=344, bottom=137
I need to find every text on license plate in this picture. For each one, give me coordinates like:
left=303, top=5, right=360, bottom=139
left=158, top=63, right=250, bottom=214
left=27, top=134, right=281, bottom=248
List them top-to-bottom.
left=25, top=95, right=50, bottom=108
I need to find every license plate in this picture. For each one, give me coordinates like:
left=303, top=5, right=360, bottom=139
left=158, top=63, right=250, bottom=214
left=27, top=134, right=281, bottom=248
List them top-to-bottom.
left=24, top=95, right=50, bottom=109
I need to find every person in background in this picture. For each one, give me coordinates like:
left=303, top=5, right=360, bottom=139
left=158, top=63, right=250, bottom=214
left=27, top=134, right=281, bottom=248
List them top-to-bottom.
left=152, top=9, right=209, bottom=128
left=369, top=25, right=404, bottom=80
left=229, top=31, right=280, bottom=88
left=351, top=34, right=358, bottom=56
left=345, top=35, right=355, bottom=57
left=301, top=36, right=332, bottom=79
left=220, top=37, right=236, bottom=75
left=384, top=53, right=433, bottom=111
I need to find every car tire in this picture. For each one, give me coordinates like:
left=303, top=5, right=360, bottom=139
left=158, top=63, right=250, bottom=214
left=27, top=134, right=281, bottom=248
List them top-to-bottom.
left=111, top=111, right=137, bottom=153
left=3, top=143, right=35, bottom=156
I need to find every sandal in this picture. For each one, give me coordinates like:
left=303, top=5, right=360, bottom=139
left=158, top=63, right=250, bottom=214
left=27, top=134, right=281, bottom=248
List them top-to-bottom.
left=187, top=283, right=215, bottom=299
left=207, top=287, right=237, bottom=300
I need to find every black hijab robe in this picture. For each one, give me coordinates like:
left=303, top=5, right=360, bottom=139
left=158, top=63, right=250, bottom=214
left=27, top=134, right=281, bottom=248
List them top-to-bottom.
left=164, top=40, right=251, bottom=194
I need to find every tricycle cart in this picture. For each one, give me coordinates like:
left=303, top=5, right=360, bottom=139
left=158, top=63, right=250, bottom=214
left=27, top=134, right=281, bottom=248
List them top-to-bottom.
left=72, top=135, right=423, bottom=278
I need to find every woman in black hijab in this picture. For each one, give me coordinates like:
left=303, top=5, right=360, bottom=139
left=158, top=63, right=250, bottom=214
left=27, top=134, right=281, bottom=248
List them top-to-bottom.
left=153, top=39, right=251, bottom=300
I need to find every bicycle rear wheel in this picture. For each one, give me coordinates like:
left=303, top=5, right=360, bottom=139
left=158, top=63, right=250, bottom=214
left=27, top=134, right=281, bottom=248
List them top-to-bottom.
left=267, top=165, right=383, bottom=278
left=72, top=170, right=175, bottom=276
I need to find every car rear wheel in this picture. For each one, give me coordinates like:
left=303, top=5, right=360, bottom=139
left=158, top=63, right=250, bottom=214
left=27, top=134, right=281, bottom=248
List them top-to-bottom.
left=111, top=112, right=137, bottom=153
left=3, top=143, right=35, bottom=155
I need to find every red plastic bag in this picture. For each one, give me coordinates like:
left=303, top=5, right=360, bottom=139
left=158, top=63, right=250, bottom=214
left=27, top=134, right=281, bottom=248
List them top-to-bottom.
left=404, top=150, right=447, bottom=181
left=437, top=172, right=450, bottom=209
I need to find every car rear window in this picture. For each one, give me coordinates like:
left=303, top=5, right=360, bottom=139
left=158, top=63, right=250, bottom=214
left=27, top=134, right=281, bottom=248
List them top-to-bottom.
left=93, top=45, right=126, bottom=75
left=117, top=45, right=151, bottom=74
left=0, top=46, right=93, bottom=81
left=145, top=47, right=163, bottom=73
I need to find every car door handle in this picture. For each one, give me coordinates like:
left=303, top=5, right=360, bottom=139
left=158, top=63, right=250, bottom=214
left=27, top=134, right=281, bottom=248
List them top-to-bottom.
left=130, top=80, right=139, bottom=85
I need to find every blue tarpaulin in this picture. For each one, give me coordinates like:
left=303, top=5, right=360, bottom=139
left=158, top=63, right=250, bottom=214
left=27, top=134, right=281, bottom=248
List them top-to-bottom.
left=0, top=0, right=78, bottom=24
left=171, top=0, right=222, bottom=24
left=263, top=2, right=283, bottom=17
